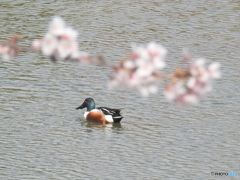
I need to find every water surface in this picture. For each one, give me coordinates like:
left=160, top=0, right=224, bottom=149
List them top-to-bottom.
left=1, top=0, right=239, bottom=179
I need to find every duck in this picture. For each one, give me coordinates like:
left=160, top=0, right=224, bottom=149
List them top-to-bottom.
left=76, top=98, right=123, bottom=123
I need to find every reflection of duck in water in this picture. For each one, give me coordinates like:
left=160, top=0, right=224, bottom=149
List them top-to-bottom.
left=76, top=98, right=123, bottom=124
left=80, top=120, right=123, bottom=129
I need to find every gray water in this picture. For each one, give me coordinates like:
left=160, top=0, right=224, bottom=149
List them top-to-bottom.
left=0, top=0, right=239, bottom=179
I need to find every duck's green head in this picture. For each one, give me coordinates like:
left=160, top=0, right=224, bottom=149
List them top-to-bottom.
left=76, top=98, right=96, bottom=111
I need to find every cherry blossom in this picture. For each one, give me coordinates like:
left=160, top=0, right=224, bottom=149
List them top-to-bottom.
left=32, top=17, right=89, bottom=62
left=0, top=35, right=20, bottom=61
left=108, top=42, right=167, bottom=97
left=164, top=58, right=221, bottom=106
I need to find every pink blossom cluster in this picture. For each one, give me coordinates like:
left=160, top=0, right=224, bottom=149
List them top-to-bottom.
left=32, top=17, right=89, bottom=62
left=0, top=36, right=19, bottom=61
left=108, top=42, right=167, bottom=97
left=0, top=44, right=17, bottom=61
left=164, top=58, right=221, bottom=106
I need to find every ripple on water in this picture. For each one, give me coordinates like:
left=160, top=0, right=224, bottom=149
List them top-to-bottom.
left=1, top=0, right=240, bottom=179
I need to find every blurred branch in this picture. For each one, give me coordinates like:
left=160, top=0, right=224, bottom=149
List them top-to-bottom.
left=0, top=17, right=221, bottom=106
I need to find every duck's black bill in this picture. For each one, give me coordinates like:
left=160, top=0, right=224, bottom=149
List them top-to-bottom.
left=76, top=101, right=86, bottom=110
left=76, top=104, right=84, bottom=110
left=76, top=106, right=80, bottom=110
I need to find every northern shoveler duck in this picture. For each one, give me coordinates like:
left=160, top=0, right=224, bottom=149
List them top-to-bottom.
left=76, top=98, right=123, bottom=123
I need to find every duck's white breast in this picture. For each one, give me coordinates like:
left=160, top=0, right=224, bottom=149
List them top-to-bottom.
left=84, top=112, right=89, bottom=119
